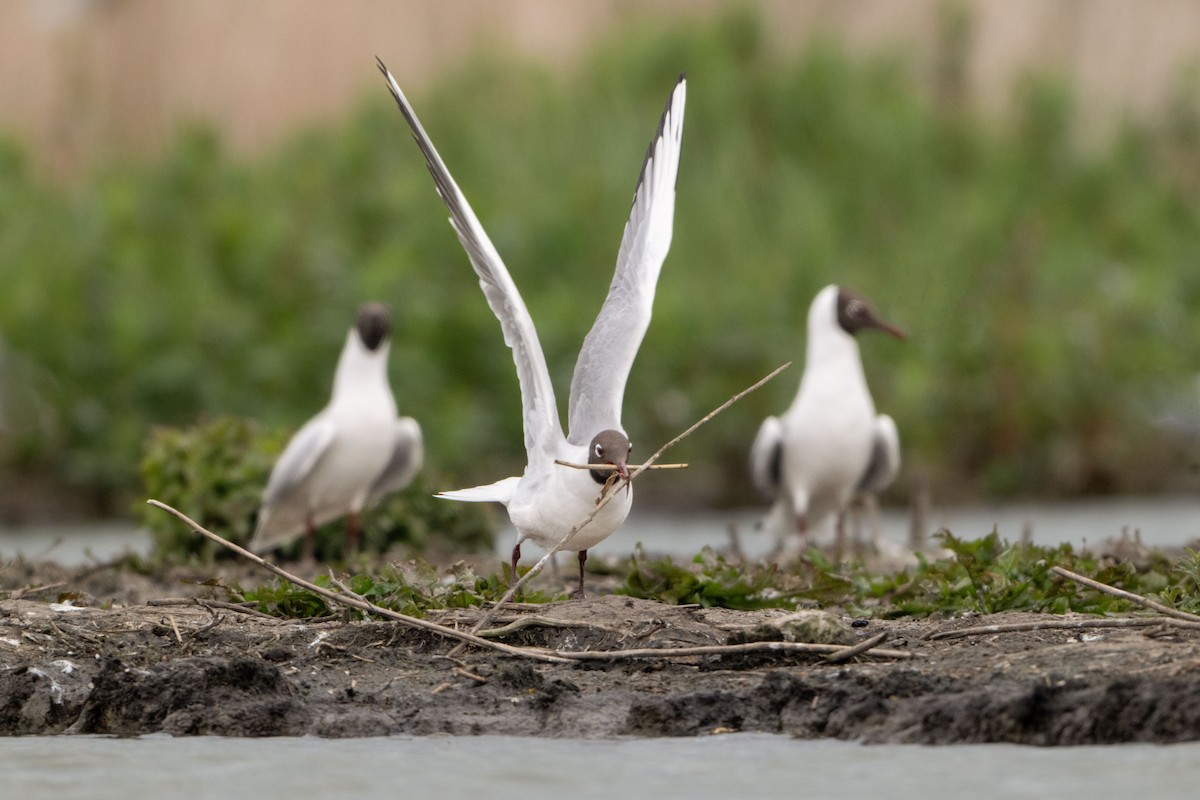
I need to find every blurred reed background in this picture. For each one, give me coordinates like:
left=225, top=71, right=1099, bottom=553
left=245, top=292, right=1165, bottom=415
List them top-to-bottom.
left=3, top=0, right=1200, bottom=523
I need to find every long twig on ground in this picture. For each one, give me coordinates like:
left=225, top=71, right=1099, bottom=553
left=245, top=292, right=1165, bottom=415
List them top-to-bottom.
left=458, top=362, right=792, bottom=645
left=145, top=500, right=574, bottom=664
left=1051, top=566, right=1200, bottom=624
left=146, top=597, right=281, bottom=621
left=476, top=615, right=625, bottom=639
left=928, top=615, right=1200, bottom=641
left=824, top=632, right=889, bottom=664
left=551, top=640, right=916, bottom=662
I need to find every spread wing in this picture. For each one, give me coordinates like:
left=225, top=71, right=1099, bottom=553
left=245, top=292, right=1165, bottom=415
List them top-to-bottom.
left=377, top=59, right=563, bottom=463
left=566, top=76, right=686, bottom=444
left=858, top=414, right=900, bottom=495
left=250, top=415, right=336, bottom=550
left=748, top=415, right=784, bottom=500
left=365, top=416, right=423, bottom=507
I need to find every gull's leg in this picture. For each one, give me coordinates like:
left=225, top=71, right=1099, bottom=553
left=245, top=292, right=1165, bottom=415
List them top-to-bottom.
left=510, top=542, right=522, bottom=584
left=571, top=550, right=588, bottom=600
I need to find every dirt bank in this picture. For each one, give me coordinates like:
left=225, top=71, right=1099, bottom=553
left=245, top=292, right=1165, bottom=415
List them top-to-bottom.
left=2, top=560, right=1200, bottom=743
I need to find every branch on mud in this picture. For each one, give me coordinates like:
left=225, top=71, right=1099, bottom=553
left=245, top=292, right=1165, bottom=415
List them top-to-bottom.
left=459, top=361, right=792, bottom=644
left=146, top=499, right=573, bottom=665
left=1051, top=566, right=1200, bottom=624
left=146, top=597, right=284, bottom=622
left=476, top=615, right=625, bottom=639
left=928, top=615, right=1200, bottom=641
left=824, top=632, right=889, bottom=663
left=550, top=640, right=916, bottom=662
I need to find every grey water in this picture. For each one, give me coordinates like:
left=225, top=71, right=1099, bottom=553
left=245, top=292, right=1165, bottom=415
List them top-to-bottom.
left=3, top=497, right=1199, bottom=568
left=1, top=734, right=1199, bottom=799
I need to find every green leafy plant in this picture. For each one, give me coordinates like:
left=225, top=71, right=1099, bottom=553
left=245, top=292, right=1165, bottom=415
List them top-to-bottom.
left=137, top=415, right=494, bottom=562
left=618, top=531, right=1192, bottom=618
left=233, top=560, right=562, bottom=619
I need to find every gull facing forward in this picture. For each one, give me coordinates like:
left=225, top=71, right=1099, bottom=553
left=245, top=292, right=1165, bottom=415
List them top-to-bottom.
left=378, top=61, right=685, bottom=597
left=750, top=285, right=903, bottom=554
left=250, top=303, right=423, bottom=558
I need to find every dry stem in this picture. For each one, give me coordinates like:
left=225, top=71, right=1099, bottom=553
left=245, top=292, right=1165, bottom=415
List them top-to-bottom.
left=554, top=460, right=687, bottom=471
left=146, top=499, right=573, bottom=664
left=1051, top=566, right=1200, bottom=624
left=928, top=616, right=1200, bottom=641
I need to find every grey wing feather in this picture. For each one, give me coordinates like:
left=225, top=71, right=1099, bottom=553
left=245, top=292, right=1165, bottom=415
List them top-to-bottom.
left=377, top=60, right=562, bottom=463
left=567, top=76, right=686, bottom=443
left=858, top=414, right=900, bottom=495
left=748, top=415, right=784, bottom=501
left=251, top=416, right=336, bottom=550
left=366, top=416, right=424, bottom=507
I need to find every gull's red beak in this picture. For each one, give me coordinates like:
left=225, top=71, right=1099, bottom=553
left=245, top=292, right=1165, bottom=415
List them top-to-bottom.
left=873, top=318, right=907, bottom=341
left=613, top=457, right=630, bottom=481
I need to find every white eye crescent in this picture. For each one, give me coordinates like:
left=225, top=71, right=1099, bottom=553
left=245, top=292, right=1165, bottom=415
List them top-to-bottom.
left=593, top=443, right=603, bottom=459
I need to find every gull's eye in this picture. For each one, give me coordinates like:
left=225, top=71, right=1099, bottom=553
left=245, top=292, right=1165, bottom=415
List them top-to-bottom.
left=847, top=300, right=865, bottom=319
left=593, top=443, right=604, bottom=460
left=627, top=443, right=633, bottom=455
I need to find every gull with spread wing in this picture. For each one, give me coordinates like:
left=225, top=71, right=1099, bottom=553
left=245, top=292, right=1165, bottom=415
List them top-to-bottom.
left=378, top=61, right=685, bottom=597
left=250, top=303, right=423, bottom=559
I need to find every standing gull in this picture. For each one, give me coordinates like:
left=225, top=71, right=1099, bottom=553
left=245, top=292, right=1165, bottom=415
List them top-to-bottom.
left=377, top=60, right=685, bottom=597
left=749, top=285, right=903, bottom=555
left=250, top=303, right=423, bottom=558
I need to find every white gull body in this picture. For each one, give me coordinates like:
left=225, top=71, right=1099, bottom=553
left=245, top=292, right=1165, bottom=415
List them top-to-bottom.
left=378, top=62, right=685, bottom=590
left=750, top=285, right=901, bottom=547
left=250, top=306, right=423, bottom=555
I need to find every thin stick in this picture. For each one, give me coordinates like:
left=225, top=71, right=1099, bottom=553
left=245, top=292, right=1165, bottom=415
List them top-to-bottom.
left=460, top=361, right=792, bottom=643
left=554, top=460, right=687, bottom=471
left=146, top=499, right=573, bottom=664
left=1051, top=566, right=1200, bottom=624
left=146, top=597, right=281, bottom=621
left=167, top=614, right=183, bottom=645
left=928, top=616, right=1200, bottom=641
left=824, top=632, right=889, bottom=664
left=555, top=640, right=916, bottom=662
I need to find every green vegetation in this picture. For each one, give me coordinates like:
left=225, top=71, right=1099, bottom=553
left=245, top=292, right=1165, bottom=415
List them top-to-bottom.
left=3, top=6, right=1200, bottom=515
left=138, top=416, right=492, bottom=562
left=619, top=533, right=1200, bottom=617
left=192, top=534, right=1200, bottom=621
left=235, top=562, right=563, bottom=619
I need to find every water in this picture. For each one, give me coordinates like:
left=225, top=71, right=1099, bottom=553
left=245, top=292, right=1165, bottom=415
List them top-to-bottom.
left=548, top=496, right=1200, bottom=564
left=2, top=497, right=1200, bottom=567
left=1, top=734, right=1198, bottom=799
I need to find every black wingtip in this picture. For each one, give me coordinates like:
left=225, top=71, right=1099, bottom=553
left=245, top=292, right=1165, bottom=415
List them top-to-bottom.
left=629, top=75, right=685, bottom=212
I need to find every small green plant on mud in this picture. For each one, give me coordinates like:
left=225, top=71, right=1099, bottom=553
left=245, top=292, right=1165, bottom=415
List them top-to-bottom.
left=137, top=416, right=493, bottom=562
left=232, top=560, right=564, bottom=619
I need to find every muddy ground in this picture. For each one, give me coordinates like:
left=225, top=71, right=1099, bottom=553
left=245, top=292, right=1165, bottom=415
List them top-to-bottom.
left=2, top=558, right=1200, bottom=743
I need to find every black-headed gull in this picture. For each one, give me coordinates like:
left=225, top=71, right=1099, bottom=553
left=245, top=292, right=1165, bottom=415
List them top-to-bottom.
left=378, top=61, right=685, bottom=597
left=749, top=285, right=903, bottom=554
left=250, top=303, right=423, bottom=558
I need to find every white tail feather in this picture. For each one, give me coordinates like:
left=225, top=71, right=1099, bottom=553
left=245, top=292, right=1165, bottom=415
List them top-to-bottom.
left=436, top=476, right=520, bottom=505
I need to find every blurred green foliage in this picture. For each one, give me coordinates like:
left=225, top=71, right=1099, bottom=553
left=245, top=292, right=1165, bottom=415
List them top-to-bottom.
left=3, top=6, right=1200, bottom=516
left=138, top=415, right=492, bottom=561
